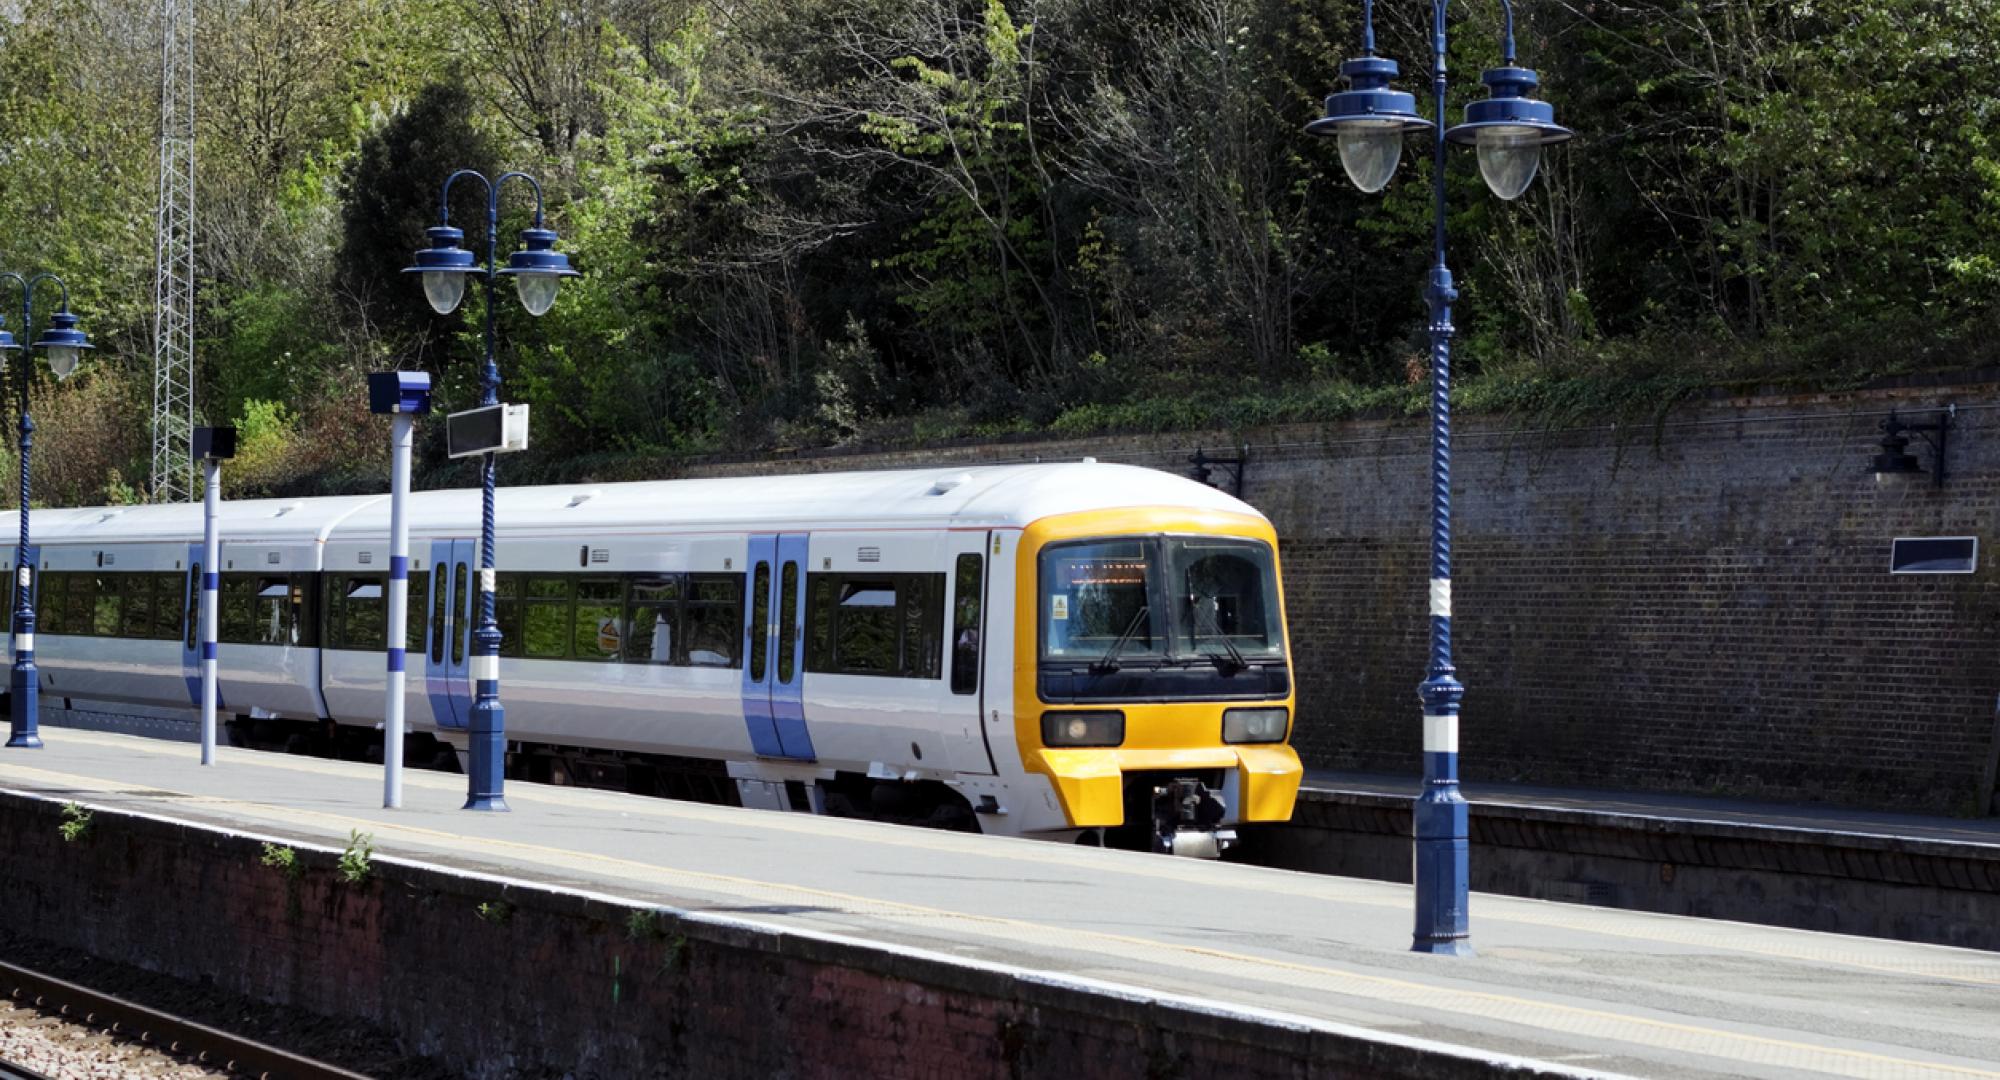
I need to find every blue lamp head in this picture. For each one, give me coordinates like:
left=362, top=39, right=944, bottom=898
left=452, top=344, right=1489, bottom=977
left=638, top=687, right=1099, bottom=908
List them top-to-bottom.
left=1305, top=56, right=1433, bottom=193
left=1443, top=66, right=1574, bottom=200
left=403, top=225, right=477, bottom=314
left=496, top=227, right=579, bottom=317
left=32, top=311, right=91, bottom=380
left=0, top=316, right=18, bottom=353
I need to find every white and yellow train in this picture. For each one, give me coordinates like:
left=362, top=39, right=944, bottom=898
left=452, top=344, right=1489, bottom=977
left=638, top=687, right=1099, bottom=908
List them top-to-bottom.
left=9, top=462, right=1302, bottom=852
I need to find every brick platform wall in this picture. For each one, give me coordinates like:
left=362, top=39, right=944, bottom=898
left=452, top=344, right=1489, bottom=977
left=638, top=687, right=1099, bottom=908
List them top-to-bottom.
left=675, top=386, right=2000, bottom=815
left=0, top=795, right=1569, bottom=1079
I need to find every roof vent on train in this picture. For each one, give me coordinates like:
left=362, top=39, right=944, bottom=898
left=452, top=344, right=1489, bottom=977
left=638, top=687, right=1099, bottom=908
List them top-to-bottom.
left=927, top=473, right=972, bottom=496
left=566, top=489, right=600, bottom=508
left=270, top=501, right=304, bottom=517
left=93, top=509, right=125, bottom=524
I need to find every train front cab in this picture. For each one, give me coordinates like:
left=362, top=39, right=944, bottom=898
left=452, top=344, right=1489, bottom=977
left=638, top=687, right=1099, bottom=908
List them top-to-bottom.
left=1013, top=508, right=1303, bottom=855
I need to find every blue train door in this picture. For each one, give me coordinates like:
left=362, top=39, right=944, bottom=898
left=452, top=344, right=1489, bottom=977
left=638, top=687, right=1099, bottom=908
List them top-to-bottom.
left=770, top=532, right=815, bottom=760
left=741, top=533, right=815, bottom=760
left=424, top=539, right=476, bottom=730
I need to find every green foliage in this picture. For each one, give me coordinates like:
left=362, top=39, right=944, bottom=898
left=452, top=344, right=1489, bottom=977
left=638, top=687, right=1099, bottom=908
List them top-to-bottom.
left=3, top=0, right=1999, bottom=495
left=57, top=801, right=91, bottom=843
left=337, top=829, right=376, bottom=884
left=260, top=842, right=306, bottom=880
left=476, top=899, right=515, bottom=924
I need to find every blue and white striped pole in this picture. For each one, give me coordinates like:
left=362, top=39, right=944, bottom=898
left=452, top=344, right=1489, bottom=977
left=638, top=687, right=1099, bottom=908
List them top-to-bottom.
left=1410, top=0, right=1472, bottom=955
left=384, top=411, right=414, bottom=808
left=199, top=459, right=220, bottom=764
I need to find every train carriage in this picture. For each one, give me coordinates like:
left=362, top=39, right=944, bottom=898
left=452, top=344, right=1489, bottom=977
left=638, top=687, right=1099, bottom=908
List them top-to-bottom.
left=8, top=462, right=1303, bottom=853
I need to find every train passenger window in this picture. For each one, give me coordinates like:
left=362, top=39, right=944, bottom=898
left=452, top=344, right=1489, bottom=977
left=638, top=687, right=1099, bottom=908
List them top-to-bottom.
left=951, top=554, right=982, bottom=695
left=777, top=563, right=799, bottom=684
left=451, top=564, right=469, bottom=664
left=429, top=565, right=448, bottom=664
left=405, top=570, right=430, bottom=653
left=692, top=572, right=748, bottom=668
left=806, top=572, right=949, bottom=679
left=36, top=573, right=61, bottom=636
left=490, top=573, right=519, bottom=657
left=153, top=574, right=182, bottom=640
left=322, top=574, right=346, bottom=647
left=69, top=575, right=96, bottom=638
left=522, top=575, right=569, bottom=659
left=625, top=575, right=682, bottom=664
left=221, top=576, right=254, bottom=643
left=344, top=576, right=387, bottom=650
left=93, top=578, right=122, bottom=637
left=254, top=578, right=293, bottom=646
left=574, top=578, right=622, bottom=661
left=122, top=580, right=153, bottom=639
left=833, top=581, right=897, bottom=673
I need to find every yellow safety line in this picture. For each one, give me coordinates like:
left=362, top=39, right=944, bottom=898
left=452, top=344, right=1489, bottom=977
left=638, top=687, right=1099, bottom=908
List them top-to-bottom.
left=59, top=731, right=2000, bottom=990
left=1, top=760, right=1994, bottom=1080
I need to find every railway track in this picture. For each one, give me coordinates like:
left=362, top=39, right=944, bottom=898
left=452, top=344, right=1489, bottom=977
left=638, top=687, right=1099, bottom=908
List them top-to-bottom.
left=0, top=959, right=370, bottom=1080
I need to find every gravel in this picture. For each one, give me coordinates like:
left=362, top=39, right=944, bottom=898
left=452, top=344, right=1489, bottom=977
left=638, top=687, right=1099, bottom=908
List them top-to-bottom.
left=0, top=929, right=457, bottom=1080
left=0, top=996, right=224, bottom=1079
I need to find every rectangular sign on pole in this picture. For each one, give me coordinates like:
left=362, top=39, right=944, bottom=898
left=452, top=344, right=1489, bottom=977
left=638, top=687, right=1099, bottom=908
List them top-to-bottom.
left=446, top=403, right=530, bottom=459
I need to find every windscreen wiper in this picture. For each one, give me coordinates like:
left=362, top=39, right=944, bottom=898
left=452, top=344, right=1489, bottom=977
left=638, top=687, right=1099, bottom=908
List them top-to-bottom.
left=1189, top=593, right=1248, bottom=674
left=1091, top=605, right=1150, bottom=675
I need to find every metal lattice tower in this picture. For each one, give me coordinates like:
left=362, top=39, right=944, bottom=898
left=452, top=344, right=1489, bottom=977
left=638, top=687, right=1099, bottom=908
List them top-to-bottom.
left=151, top=0, right=197, bottom=502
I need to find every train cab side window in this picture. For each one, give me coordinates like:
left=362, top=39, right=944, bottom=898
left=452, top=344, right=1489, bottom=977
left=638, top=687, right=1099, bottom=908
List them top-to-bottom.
left=951, top=554, right=982, bottom=695
left=429, top=565, right=448, bottom=664
left=692, top=576, right=742, bottom=668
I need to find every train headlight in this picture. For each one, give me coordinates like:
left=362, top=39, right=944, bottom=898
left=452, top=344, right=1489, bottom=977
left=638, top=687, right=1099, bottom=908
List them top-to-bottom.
left=1222, top=707, right=1289, bottom=744
left=1041, top=711, right=1124, bottom=748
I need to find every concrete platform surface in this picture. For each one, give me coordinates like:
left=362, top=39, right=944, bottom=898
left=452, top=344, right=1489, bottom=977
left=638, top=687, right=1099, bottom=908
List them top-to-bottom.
left=3, top=730, right=1996, bottom=1080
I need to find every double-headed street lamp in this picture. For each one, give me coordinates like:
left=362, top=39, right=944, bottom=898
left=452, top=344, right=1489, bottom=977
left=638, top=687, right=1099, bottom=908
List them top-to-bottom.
left=1306, top=0, right=1571, bottom=956
left=405, top=170, right=576, bottom=811
left=0, top=274, right=91, bottom=750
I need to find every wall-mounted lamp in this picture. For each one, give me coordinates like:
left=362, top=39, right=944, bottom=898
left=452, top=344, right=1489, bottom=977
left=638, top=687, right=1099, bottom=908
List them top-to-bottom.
left=1871, top=406, right=1952, bottom=488
left=1189, top=447, right=1247, bottom=499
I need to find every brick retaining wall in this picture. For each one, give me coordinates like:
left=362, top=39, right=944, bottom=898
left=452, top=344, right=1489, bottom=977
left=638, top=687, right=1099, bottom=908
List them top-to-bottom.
left=673, top=386, right=2000, bottom=815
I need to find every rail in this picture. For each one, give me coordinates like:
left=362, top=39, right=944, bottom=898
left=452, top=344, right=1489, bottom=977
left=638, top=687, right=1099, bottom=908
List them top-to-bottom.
left=0, top=958, right=371, bottom=1080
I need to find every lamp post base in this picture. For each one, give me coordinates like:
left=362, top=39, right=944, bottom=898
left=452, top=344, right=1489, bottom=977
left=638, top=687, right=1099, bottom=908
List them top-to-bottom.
left=7, top=658, right=39, bottom=749
left=463, top=691, right=509, bottom=812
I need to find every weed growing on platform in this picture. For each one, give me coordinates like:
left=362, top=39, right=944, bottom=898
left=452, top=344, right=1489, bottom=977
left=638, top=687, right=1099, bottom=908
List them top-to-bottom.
left=57, top=803, right=91, bottom=843
left=338, top=830, right=375, bottom=884
left=260, top=842, right=304, bottom=880
left=476, top=900, right=515, bottom=926
left=626, top=908, right=671, bottom=942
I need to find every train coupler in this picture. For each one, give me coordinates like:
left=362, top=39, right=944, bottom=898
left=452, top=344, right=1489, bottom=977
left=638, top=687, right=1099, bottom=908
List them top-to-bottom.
left=1151, top=778, right=1235, bottom=858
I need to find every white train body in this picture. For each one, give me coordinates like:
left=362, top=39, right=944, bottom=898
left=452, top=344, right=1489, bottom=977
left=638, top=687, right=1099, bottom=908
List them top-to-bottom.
left=13, top=463, right=1303, bottom=842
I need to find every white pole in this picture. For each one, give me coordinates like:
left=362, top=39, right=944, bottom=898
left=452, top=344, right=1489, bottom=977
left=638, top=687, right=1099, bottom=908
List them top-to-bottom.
left=384, top=411, right=413, bottom=808
left=199, top=458, right=219, bottom=765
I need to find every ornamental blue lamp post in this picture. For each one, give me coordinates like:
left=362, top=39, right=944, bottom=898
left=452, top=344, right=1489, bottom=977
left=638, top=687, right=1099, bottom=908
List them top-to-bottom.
left=1306, top=0, right=1571, bottom=955
left=405, top=170, right=576, bottom=811
left=0, top=274, right=92, bottom=750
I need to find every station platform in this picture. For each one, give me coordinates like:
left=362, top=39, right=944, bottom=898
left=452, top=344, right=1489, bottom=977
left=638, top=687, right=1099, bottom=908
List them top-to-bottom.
left=0, top=729, right=1994, bottom=1079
